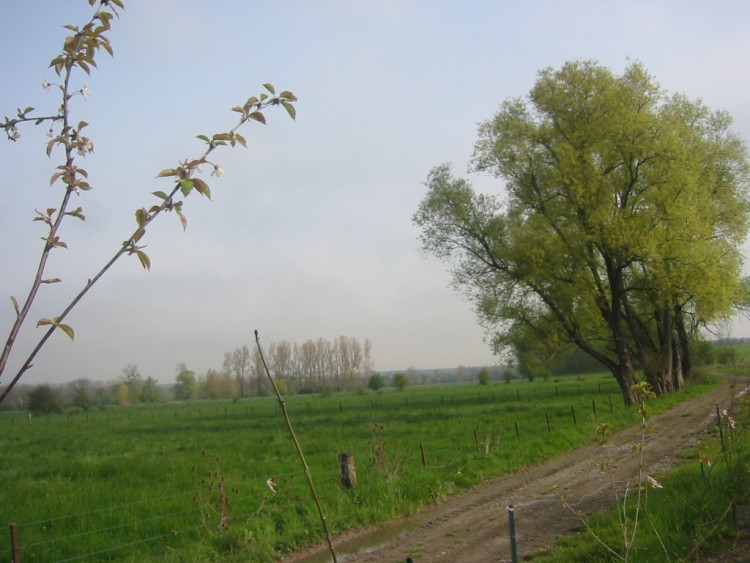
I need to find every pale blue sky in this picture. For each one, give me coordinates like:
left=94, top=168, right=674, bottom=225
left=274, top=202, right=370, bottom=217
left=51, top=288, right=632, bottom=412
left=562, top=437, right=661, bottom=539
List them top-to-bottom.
left=2, top=1, right=750, bottom=385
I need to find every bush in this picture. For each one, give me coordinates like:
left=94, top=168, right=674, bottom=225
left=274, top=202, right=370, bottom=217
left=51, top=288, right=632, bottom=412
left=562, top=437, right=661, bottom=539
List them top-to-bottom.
left=478, top=369, right=490, bottom=385
left=368, top=373, right=386, bottom=391
left=392, top=373, right=408, bottom=391
left=27, top=385, right=62, bottom=414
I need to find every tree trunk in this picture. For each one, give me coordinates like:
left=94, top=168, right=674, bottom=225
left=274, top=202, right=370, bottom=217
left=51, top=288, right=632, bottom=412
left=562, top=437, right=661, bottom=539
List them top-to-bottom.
left=612, top=360, right=637, bottom=405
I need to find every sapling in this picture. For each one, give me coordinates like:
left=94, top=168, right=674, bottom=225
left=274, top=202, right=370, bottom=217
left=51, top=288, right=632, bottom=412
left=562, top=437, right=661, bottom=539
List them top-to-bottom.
left=0, top=0, right=296, bottom=402
left=556, top=381, right=669, bottom=562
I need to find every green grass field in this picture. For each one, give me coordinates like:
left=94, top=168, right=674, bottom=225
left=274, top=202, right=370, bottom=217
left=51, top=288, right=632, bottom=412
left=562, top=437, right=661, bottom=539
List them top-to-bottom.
left=0, top=374, right=721, bottom=561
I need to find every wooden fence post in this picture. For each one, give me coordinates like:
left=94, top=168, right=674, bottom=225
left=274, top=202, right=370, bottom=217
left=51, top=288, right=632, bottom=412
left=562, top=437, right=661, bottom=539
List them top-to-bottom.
left=571, top=406, right=577, bottom=426
left=420, top=443, right=427, bottom=467
left=338, top=452, right=356, bottom=489
left=10, top=523, right=20, bottom=563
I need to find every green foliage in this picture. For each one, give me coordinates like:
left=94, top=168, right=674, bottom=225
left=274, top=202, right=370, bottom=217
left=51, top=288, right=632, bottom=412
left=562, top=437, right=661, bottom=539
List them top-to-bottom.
left=414, top=60, right=750, bottom=405
left=175, top=367, right=197, bottom=400
left=477, top=368, right=490, bottom=385
left=368, top=373, right=386, bottom=391
left=392, top=373, right=409, bottom=391
left=68, top=378, right=92, bottom=411
left=27, top=384, right=62, bottom=414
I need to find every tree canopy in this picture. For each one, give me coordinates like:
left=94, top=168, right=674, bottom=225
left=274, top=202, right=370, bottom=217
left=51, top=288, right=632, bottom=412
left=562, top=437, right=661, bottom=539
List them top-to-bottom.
left=414, top=60, right=750, bottom=404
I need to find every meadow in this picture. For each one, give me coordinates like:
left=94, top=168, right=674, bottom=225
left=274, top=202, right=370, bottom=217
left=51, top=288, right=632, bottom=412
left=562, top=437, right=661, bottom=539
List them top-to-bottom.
left=0, top=373, right=720, bottom=561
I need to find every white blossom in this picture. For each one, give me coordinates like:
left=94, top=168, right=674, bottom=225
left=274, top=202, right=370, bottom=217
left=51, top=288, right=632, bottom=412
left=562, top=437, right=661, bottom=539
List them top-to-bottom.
left=42, top=80, right=51, bottom=91
left=80, top=85, right=91, bottom=100
left=8, top=127, right=20, bottom=141
left=76, top=138, right=94, bottom=156
left=211, top=164, right=224, bottom=177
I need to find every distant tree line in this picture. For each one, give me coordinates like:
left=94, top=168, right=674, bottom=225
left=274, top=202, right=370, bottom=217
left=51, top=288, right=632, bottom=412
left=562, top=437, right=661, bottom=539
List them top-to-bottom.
left=205, top=336, right=376, bottom=398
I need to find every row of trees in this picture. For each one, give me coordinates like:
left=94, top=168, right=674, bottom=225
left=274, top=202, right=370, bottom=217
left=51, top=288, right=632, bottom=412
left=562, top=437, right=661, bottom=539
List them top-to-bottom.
left=415, top=60, right=750, bottom=405
left=205, top=336, right=376, bottom=397
left=3, top=364, right=165, bottom=414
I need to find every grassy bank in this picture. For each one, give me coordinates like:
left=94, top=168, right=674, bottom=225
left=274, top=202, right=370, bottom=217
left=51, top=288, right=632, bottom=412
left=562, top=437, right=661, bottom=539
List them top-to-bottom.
left=533, top=375, right=750, bottom=562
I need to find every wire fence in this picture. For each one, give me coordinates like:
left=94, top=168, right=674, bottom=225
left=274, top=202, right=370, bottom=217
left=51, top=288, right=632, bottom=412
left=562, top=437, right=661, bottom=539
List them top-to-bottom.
left=2, top=379, right=626, bottom=561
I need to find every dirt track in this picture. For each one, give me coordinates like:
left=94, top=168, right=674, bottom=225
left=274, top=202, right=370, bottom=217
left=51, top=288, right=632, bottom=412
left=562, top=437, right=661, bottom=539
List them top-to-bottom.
left=282, top=376, right=744, bottom=562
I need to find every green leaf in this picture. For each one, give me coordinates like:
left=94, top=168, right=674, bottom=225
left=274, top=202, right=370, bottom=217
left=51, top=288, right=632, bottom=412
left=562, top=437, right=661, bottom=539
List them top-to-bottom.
left=263, top=83, right=276, bottom=95
left=279, top=91, right=297, bottom=102
left=281, top=100, right=296, bottom=121
left=249, top=111, right=267, bottom=125
left=212, top=133, right=233, bottom=141
left=234, top=133, right=247, bottom=148
left=196, top=134, right=211, bottom=142
left=156, top=168, right=178, bottom=178
left=192, top=178, right=212, bottom=199
left=179, top=179, right=194, bottom=197
left=152, top=191, right=169, bottom=200
left=66, top=207, right=86, bottom=221
left=135, top=207, right=148, bottom=227
left=176, top=208, right=187, bottom=231
left=136, top=250, right=151, bottom=270
left=41, top=278, right=62, bottom=284
left=36, top=318, right=53, bottom=327
left=58, top=322, right=75, bottom=341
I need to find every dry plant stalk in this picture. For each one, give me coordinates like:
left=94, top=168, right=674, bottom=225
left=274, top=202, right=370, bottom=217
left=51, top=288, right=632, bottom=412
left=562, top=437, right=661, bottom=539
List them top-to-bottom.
left=253, top=329, right=337, bottom=563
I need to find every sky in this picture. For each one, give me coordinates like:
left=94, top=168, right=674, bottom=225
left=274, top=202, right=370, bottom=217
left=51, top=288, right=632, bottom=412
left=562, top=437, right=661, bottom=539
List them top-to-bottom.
left=2, top=0, right=750, bottom=386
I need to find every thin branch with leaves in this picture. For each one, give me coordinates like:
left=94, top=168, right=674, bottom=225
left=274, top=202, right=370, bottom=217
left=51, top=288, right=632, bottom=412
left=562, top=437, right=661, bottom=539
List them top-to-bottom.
left=0, top=0, right=297, bottom=403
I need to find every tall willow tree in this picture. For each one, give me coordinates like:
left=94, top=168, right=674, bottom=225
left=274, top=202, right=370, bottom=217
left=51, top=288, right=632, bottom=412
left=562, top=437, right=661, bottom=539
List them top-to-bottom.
left=414, top=61, right=749, bottom=405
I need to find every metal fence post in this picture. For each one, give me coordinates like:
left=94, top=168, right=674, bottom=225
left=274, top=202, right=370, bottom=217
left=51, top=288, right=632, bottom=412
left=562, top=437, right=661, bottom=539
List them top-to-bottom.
left=507, top=505, right=517, bottom=563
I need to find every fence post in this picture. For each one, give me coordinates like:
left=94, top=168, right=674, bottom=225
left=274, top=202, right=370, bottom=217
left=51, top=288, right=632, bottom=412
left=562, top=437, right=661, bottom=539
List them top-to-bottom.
left=592, top=399, right=597, bottom=421
left=571, top=406, right=577, bottom=426
left=545, top=413, right=551, bottom=433
left=420, top=443, right=427, bottom=467
left=338, top=452, right=356, bottom=489
left=507, top=505, right=518, bottom=563
left=10, top=523, right=20, bottom=563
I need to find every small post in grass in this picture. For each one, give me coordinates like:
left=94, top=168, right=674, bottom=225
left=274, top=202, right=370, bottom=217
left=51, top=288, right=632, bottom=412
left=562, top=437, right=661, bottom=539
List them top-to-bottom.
left=571, top=405, right=577, bottom=426
left=545, top=413, right=551, bottom=433
left=420, top=443, right=427, bottom=467
left=338, top=452, right=356, bottom=489
left=10, top=523, right=20, bottom=563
